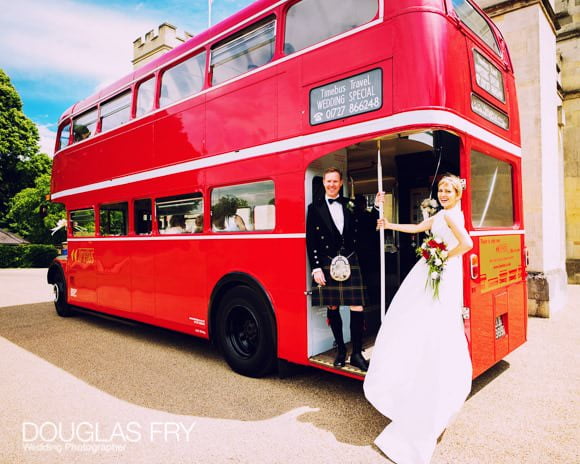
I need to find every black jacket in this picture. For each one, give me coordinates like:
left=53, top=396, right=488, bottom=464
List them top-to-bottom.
left=306, top=196, right=357, bottom=270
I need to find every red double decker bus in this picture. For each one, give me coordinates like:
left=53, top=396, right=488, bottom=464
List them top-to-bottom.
left=48, top=0, right=527, bottom=379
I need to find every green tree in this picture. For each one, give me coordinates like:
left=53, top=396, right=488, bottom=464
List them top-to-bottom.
left=0, top=69, right=42, bottom=221
left=5, top=173, right=66, bottom=245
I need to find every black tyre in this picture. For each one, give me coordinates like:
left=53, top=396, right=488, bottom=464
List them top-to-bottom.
left=53, top=271, right=74, bottom=317
left=216, top=286, right=276, bottom=377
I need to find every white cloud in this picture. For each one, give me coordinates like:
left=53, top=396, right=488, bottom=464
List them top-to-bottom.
left=0, top=0, right=157, bottom=84
left=37, top=124, right=57, bottom=157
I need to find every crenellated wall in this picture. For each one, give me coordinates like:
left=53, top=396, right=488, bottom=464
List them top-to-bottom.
left=132, top=23, right=193, bottom=69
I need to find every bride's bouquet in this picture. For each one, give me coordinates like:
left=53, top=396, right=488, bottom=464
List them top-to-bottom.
left=416, top=236, right=449, bottom=299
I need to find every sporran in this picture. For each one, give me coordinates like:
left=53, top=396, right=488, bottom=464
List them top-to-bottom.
left=329, top=254, right=351, bottom=282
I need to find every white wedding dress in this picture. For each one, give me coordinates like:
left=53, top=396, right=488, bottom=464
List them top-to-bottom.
left=364, top=205, right=472, bottom=464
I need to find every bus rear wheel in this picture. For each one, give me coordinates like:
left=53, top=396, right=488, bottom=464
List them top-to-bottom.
left=53, top=272, right=74, bottom=317
left=216, top=286, right=276, bottom=378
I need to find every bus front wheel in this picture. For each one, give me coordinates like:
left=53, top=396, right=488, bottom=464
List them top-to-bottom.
left=53, top=272, right=74, bottom=317
left=216, top=286, right=276, bottom=378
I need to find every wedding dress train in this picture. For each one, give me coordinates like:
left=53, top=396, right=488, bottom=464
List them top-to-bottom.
left=363, top=205, right=472, bottom=464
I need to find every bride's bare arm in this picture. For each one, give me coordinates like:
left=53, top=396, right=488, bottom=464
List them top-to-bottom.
left=444, top=213, right=473, bottom=258
left=377, top=216, right=434, bottom=234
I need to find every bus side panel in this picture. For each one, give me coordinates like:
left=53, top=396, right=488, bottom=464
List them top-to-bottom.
left=205, top=69, right=278, bottom=156
left=154, top=95, right=206, bottom=165
left=53, top=123, right=155, bottom=195
left=468, top=234, right=527, bottom=377
left=467, top=238, right=495, bottom=378
left=154, top=240, right=208, bottom=333
left=67, top=241, right=98, bottom=306
left=131, top=241, right=156, bottom=317
left=96, top=242, right=132, bottom=313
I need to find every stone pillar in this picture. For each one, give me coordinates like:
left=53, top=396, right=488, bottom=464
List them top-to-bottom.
left=478, top=0, right=568, bottom=316
left=556, top=1, right=580, bottom=284
left=132, top=23, right=193, bottom=69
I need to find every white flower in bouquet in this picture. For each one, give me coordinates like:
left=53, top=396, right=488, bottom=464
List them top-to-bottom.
left=420, top=198, right=440, bottom=219
left=441, top=250, right=448, bottom=259
left=434, top=258, right=442, bottom=266
left=431, top=271, right=440, bottom=280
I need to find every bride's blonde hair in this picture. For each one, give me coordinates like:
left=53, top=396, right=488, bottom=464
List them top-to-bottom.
left=438, top=174, right=463, bottom=200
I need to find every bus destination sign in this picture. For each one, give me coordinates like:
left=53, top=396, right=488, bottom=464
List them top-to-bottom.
left=310, top=68, right=382, bottom=125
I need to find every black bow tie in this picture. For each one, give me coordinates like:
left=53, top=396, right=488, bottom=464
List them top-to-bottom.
left=327, top=197, right=341, bottom=204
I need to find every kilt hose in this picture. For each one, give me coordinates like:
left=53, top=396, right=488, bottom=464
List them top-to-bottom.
left=311, top=253, right=367, bottom=307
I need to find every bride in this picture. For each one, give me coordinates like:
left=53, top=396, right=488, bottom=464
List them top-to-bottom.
left=364, top=174, right=473, bottom=464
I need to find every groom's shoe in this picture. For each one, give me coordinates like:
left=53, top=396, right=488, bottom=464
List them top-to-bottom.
left=333, top=348, right=347, bottom=367
left=350, top=352, right=369, bottom=371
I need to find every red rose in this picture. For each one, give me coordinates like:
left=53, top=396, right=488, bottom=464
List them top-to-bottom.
left=422, top=250, right=430, bottom=259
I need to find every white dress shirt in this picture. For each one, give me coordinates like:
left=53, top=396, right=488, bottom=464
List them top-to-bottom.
left=326, top=195, right=344, bottom=234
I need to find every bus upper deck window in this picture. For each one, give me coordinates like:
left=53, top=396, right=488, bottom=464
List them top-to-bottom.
left=284, top=0, right=377, bottom=54
left=451, top=0, right=501, bottom=56
left=211, top=18, right=276, bottom=86
left=159, top=53, right=206, bottom=108
left=136, top=77, right=156, bottom=117
left=100, top=91, right=131, bottom=133
left=72, top=108, right=98, bottom=142
left=58, top=122, right=71, bottom=150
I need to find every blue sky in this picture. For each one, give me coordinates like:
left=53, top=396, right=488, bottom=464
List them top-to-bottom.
left=0, top=0, right=253, bottom=155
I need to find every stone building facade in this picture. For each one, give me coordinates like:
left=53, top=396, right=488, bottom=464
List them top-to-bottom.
left=555, top=1, right=580, bottom=284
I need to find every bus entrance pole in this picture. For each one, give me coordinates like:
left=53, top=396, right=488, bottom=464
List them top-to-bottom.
left=377, top=140, right=386, bottom=323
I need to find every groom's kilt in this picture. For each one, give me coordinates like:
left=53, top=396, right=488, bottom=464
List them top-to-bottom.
left=311, top=253, right=367, bottom=307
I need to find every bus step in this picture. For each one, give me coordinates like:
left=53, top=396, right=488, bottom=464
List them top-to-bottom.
left=309, top=339, right=375, bottom=376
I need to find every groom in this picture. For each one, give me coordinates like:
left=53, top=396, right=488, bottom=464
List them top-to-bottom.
left=306, top=167, right=370, bottom=371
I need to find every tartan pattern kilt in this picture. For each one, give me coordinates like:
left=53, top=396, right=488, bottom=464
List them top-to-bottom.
left=312, top=253, right=367, bottom=307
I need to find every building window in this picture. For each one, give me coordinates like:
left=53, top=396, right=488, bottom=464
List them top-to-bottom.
left=284, top=0, right=377, bottom=54
left=452, top=0, right=500, bottom=55
left=211, top=18, right=276, bottom=85
left=160, top=53, right=206, bottom=108
left=136, top=77, right=156, bottom=117
left=100, top=91, right=131, bottom=132
left=73, top=108, right=98, bottom=142
left=470, top=150, right=514, bottom=227
left=211, top=181, right=275, bottom=232
left=156, top=193, right=203, bottom=234
left=134, top=199, right=152, bottom=235
left=100, top=202, right=128, bottom=236
left=70, top=208, right=95, bottom=237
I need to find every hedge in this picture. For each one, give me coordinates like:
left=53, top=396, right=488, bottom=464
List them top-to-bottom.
left=0, top=244, right=59, bottom=268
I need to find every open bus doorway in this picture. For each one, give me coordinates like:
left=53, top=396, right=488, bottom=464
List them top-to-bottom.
left=306, top=130, right=460, bottom=375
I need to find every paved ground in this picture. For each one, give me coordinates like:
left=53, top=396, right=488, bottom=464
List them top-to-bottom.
left=0, top=268, right=54, bottom=307
left=0, top=269, right=578, bottom=463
